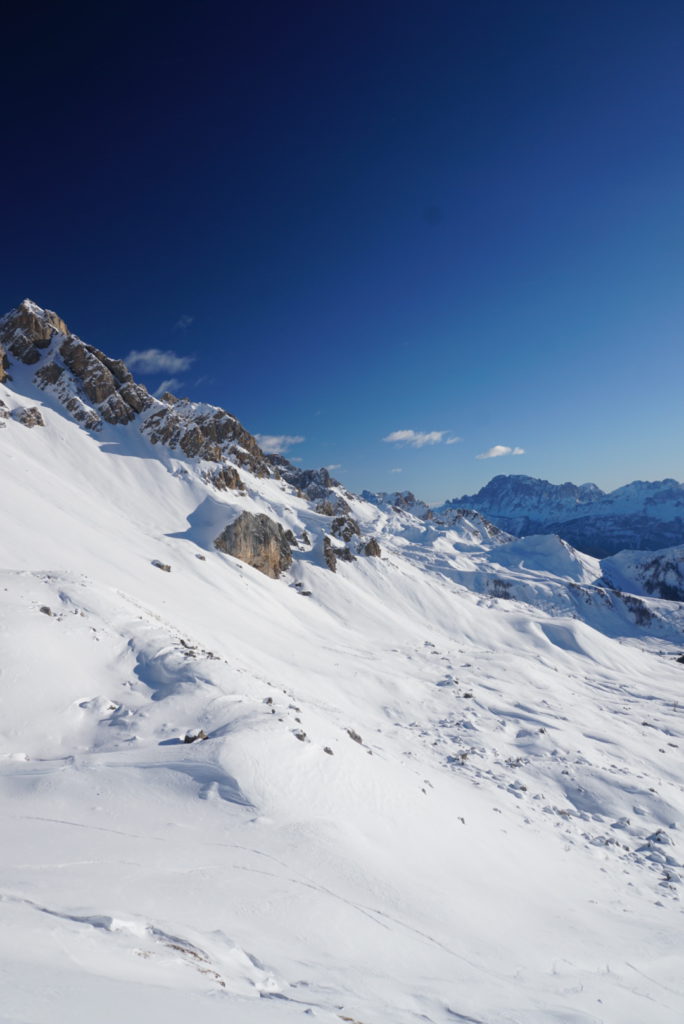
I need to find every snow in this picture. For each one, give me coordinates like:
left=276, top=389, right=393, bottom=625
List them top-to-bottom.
left=1, top=366, right=684, bottom=1023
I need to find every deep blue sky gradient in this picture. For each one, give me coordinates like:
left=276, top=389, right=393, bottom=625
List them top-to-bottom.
left=3, top=1, right=683, bottom=500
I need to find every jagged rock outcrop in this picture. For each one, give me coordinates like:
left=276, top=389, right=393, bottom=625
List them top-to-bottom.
left=0, top=299, right=68, bottom=366
left=0, top=300, right=153, bottom=429
left=0, top=300, right=273, bottom=491
left=0, top=342, right=8, bottom=383
left=0, top=399, right=9, bottom=425
left=143, top=401, right=269, bottom=476
left=13, top=406, right=44, bottom=428
left=268, top=457, right=352, bottom=515
left=205, top=465, right=244, bottom=491
left=362, top=490, right=433, bottom=519
left=214, top=512, right=293, bottom=579
left=331, top=516, right=360, bottom=543
left=323, top=536, right=355, bottom=571
left=323, top=537, right=337, bottom=572
left=364, top=538, right=381, bottom=557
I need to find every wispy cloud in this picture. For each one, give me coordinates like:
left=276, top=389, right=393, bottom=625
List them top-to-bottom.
left=173, top=315, right=194, bottom=331
left=125, top=348, right=194, bottom=374
left=153, top=378, right=182, bottom=398
left=383, top=429, right=460, bottom=448
left=254, top=434, right=305, bottom=454
left=476, top=445, right=525, bottom=460
left=326, top=463, right=341, bottom=471
left=390, top=467, right=403, bottom=473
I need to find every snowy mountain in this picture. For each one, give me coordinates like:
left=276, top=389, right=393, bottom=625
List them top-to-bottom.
left=1, top=300, right=684, bottom=1024
left=443, top=474, right=684, bottom=556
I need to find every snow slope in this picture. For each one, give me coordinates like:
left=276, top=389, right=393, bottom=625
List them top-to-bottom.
left=1, top=306, right=684, bottom=1024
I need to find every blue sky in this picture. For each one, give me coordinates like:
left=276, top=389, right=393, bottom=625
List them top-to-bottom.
left=3, top=1, right=683, bottom=502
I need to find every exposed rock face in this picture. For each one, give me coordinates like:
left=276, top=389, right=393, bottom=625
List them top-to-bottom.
left=0, top=299, right=68, bottom=366
left=0, top=299, right=152, bottom=429
left=1, top=300, right=279, bottom=494
left=0, top=399, right=9, bottom=425
left=143, top=402, right=269, bottom=476
left=13, top=406, right=44, bottom=428
left=268, top=457, right=352, bottom=515
left=206, top=465, right=244, bottom=491
left=214, top=512, right=293, bottom=579
left=332, top=516, right=360, bottom=543
left=323, top=536, right=354, bottom=571
left=323, top=537, right=337, bottom=572
left=364, top=538, right=381, bottom=557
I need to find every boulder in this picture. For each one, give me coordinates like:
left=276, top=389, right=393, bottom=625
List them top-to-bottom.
left=214, top=512, right=293, bottom=579
left=364, top=538, right=381, bottom=557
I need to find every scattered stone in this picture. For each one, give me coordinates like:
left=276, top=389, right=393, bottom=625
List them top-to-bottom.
left=13, top=406, right=44, bottom=428
left=214, top=511, right=294, bottom=579
left=331, top=516, right=360, bottom=543
left=301, top=530, right=310, bottom=545
left=364, top=538, right=382, bottom=557
left=196, top=553, right=206, bottom=560
left=152, top=560, right=172, bottom=572
left=39, top=605, right=53, bottom=616
left=676, top=654, right=684, bottom=664
left=347, top=728, right=363, bottom=744
left=183, top=729, right=207, bottom=743
left=294, top=729, right=307, bottom=742
left=323, top=746, right=334, bottom=755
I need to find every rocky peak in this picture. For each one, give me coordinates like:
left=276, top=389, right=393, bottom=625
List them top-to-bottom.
left=0, top=299, right=275, bottom=490
left=0, top=299, right=152, bottom=429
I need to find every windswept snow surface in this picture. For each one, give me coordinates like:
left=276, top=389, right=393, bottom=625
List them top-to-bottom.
left=1, top=377, right=684, bottom=1023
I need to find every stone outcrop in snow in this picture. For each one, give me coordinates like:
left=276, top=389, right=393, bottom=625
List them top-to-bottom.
left=12, top=406, right=44, bottom=428
left=214, top=511, right=293, bottom=578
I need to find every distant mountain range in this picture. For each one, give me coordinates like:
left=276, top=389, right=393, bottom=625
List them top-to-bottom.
left=441, top=474, right=684, bottom=556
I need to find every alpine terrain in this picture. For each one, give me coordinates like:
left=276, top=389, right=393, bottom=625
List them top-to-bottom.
left=1, top=300, right=683, bottom=1024
left=443, top=476, right=684, bottom=556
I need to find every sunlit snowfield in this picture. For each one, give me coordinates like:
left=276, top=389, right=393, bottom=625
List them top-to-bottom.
left=1, top=363, right=683, bottom=1023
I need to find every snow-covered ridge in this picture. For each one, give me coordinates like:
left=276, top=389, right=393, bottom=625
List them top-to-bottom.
left=438, top=474, right=684, bottom=556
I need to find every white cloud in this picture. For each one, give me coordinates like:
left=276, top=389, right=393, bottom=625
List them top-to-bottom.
left=173, top=315, right=194, bottom=331
left=125, top=348, right=194, bottom=374
left=153, top=378, right=182, bottom=398
left=382, top=429, right=457, bottom=448
left=254, top=434, right=305, bottom=454
left=446, top=436, right=462, bottom=445
left=476, top=445, right=525, bottom=460
left=326, top=464, right=341, bottom=471
left=390, top=467, right=403, bottom=473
